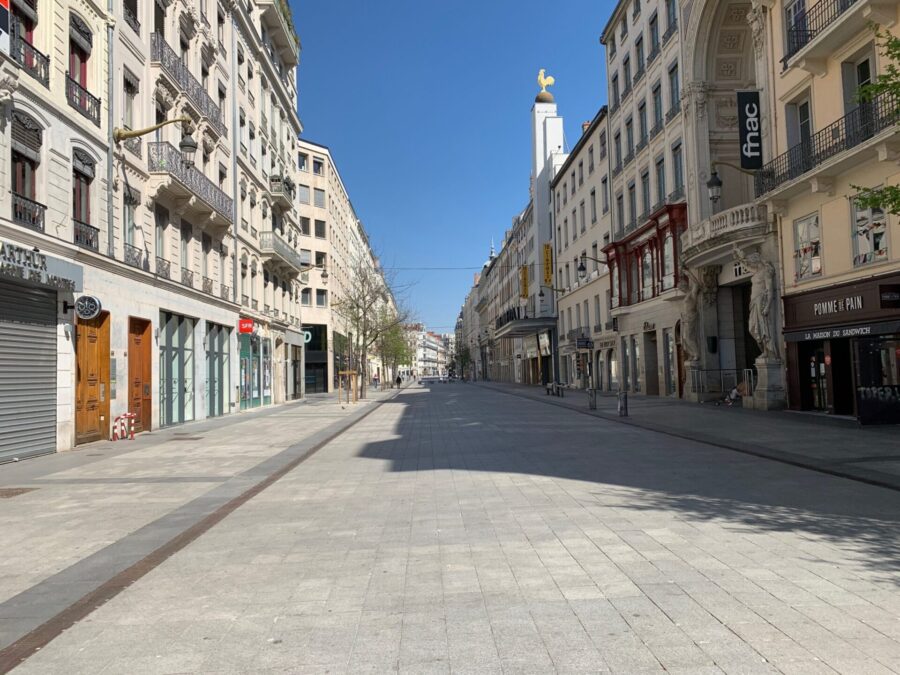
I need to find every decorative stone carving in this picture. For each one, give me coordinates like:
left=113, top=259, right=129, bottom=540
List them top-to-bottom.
left=747, top=5, right=767, bottom=57
left=0, top=74, right=18, bottom=107
left=155, top=81, right=176, bottom=110
left=681, top=81, right=709, bottom=120
left=715, top=98, right=739, bottom=129
left=734, top=246, right=779, bottom=361
left=679, top=273, right=702, bottom=363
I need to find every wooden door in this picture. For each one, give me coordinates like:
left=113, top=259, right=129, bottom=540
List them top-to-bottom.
left=75, top=313, right=110, bottom=444
left=128, top=318, right=152, bottom=432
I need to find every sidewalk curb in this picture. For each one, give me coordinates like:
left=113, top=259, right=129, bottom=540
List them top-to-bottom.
left=475, top=382, right=900, bottom=494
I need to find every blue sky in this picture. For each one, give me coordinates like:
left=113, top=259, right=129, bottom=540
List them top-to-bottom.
left=292, top=0, right=613, bottom=334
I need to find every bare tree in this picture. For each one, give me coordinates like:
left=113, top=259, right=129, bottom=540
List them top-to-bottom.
left=332, top=253, right=411, bottom=398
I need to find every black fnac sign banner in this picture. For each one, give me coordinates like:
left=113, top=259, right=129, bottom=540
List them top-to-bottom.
left=737, top=91, right=762, bottom=170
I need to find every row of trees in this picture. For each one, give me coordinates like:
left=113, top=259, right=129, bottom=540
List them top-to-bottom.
left=332, top=253, right=414, bottom=399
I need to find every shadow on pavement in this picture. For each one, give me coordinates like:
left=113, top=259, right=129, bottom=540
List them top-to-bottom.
left=357, top=384, right=900, bottom=581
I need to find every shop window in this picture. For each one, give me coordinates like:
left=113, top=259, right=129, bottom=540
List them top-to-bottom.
left=72, top=149, right=95, bottom=225
left=852, top=196, right=888, bottom=266
left=794, top=212, right=822, bottom=280
left=641, top=249, right=653, bottom=300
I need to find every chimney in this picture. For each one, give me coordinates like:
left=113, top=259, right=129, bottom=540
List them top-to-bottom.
left=582, top=121, right=591, bottom=134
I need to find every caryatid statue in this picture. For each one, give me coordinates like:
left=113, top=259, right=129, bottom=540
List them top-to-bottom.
left=734, top=246, right=779, bottom=361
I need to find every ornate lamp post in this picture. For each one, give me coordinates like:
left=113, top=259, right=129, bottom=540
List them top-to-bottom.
left=113, top=116, right=198, bottom=167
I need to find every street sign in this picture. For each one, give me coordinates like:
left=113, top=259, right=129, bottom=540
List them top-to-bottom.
left=543, top=243, right=553, bottom=285
left=238, top=318, right=254, bottom=334
left=576, top=338, right=594, bottom=350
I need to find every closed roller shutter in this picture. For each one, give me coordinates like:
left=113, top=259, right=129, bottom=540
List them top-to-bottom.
left=0, top=278, right=57, bottom=462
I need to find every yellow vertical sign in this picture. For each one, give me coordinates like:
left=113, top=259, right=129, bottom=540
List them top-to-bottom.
left=543, top=243, right=553, bottom=286
left=520, top=265, right=529, bottom=298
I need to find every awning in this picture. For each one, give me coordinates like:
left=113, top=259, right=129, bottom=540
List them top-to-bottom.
left=494, top=317, right=557, bottom=339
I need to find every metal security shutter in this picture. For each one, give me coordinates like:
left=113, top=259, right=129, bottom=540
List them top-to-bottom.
left=0, top=279, right=57, bottom=462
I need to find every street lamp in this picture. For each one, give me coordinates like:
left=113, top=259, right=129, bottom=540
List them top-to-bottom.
left=113, top=116, right=198, bottom=168
left=705, top=161, right=756, bottom=207
left=577, top=253, right=608, bottom=281
left=538, top=285, right=566, bottom=299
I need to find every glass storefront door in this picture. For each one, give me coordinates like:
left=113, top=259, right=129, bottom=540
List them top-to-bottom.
left=159, top=312, right=195, bottom=427
left=206, top=322, right=230, bottom=417
left=663, top=329, right=676, bottom=396
left=240, top=333, right=271, bottom=409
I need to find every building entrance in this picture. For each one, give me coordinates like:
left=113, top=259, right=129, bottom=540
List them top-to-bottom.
left=76, top=312, right=110, bottom=444
left=128, top=317, right=152, bottom=433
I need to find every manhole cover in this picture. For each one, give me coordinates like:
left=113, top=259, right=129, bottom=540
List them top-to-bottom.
left=0, top=488, right=37, bottom=499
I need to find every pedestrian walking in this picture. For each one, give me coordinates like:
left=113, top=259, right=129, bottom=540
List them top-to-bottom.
left=396, top=375, right=402, bottom=388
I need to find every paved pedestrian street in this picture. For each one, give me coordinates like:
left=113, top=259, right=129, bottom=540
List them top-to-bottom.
left=4, top=384, right=900, bottom=674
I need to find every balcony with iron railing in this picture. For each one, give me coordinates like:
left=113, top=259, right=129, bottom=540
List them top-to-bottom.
left=782, top=0, right=872, bottom=70
left=123, top=4, right=140, bottom=33
left=662, top=21, right=678, bottom=44
left=151, top=33, right=226, bottom=135
left=11, top=36, right=49, bottom=87
left=648, top=44, right=660, bottom=64
left=634, top=67, right=645, bottom=85
left=66, top=74, right=101, bottom=127
left=621, top=83, right=632, bottom=102
left=755, top=91, right=900, bottom=197
left=665, top=105, right=680, bottom=123
left=650, top=119, right=664, bottom=139
left=122, top=132, right=142, bottom=159
left=635, top=135, right=648, bottom=153
left=148, top=142, right=233, bottom=222
left=623, top=149, right=635, bottom=167
left=612, top=161, right=623, bottom=177
left=269, top=175, right=294, bottom=209
left=667, top=185, right=685, bottom=203
left=12, top=193, right=46, bottom=232
left=74, top=220, right=99, bottom=250
left=260, top=230, right=305, bottom=274
left=124, top=243, right=149, bottom=271
left=156, top=257, right=171, bottom=278
left=181, top=268, right=195, bottom=287
left=203, top=276, right=215, bottom=294
left=221, top=285, right=232, bottom=301
left=242, top=294, right=250, bottom=305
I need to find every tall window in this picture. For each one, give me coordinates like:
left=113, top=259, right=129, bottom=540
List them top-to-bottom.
left=666, top=0, right=677, bottom=30
left=649, top=13, right=659, bottom=49
left=69, top=15, right=91, bottom=88
left=622, top=56, right=631, bottom=90
left=668, top=64, right=680, bottom=113
left=123, top=74, right=138, bottom=130
left=611, top=74, right=620, bottom=104
left=652, top=83, right=663, bottom=126
left=638, top=102, right=647, bottom=140
left=11, top=111, right=41, bottom=200
left=625, top=118, right=634, bottom=152
left=599, top=131, right=607, bottom=158
left=614, top=132, right=622, bottom=165
left=672, top=142, right=684, bottom=191
left=588, top=146, right=594, bottom=173
left=72, top=149, right=94, bottom=225
left=655, top=156, right=666, bottom=203
left=578, top=161, right=583, bottom=185
left=640, top=170, right=650, bottom=215
left=602, top=178, right=609, bottom=212
left=627, top=183, right=637, bottom=225
left=314, top=188, right=325, bottom=208
left=590, top=189, right=597, bottom=223
left=616, top=194, right=624, bottom=231
left=124, top=196, right=136, bottom=246
left=852, top=198, right=887, bottom=266
left=579, top=202, right=586, bottom=233
left=794, top=213, right=821, bottom=279
left=299, top=216, right=310, bottom=235
left=181, top=222, right=192, bottom=268
left=662, top=234, right=674, bottom=288
left=641, top=249, right=653, bottom=300
left=301, top=287, right=311, bottom=305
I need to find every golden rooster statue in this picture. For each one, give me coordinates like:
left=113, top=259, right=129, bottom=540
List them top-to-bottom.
left=537, top=69, right=555, bottom=94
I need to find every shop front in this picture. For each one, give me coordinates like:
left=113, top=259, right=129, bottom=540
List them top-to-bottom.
left=0, top=242, right=82, bottom=461
left=784, top=273, right=900, bottom=424
left=159, top=311, right=197, bottom=427
left=206, top=321, right=231, bottom=418
left=239, top=321, right=272, bottom=410
left=305, top=324, right=328, bottom=393
left=285, top=329, right=305, bottom=400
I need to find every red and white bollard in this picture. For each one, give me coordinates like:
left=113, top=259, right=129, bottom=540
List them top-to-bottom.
left=111, top=412, right=137, bottom=440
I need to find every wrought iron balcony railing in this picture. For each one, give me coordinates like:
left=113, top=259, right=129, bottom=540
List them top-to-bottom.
left=783, top=0, right=859, bottom=65
left=123, top=4, right=140, bottom=33
left=662, top=21, right=678, bottom=44
left=151, top=33, right=225, bottom=135
left=12, top=37, right=49, bottom=87
left=648, top=44, right=660, bottom=63
left=634, top=67, right=645, bottom=84
left=66, top=74, right=101, bottom=126
left=621, top=84, right=632, bottom=101
left=755, top=92, right=900, bottom=196
left=665, top=106, right=680, bottom=123
left=650, top=119, right=664, bottom=139
left=636, top=135, right=648, bottom=152
left=148, top=142, right=233, bottom=220
left=623, top=150, right=635, bottom=166
left=612, top=161, right=623, bottom=177
left=667, top=185, right=685, bottom=203
left=12, top=193, right=46, bottom=232
left=74, top=219, right=99, bottom=250
left=260, top=230, right=305, bottom=271
left=124, top=243, right=149, bottom=270
left=156, top=257, right=171, bottom=278
left=181, top=267, right=194, bottom=287
left=203, top=275, right=214, bottom=294
left=221, top=285, right=232, bottom=301
left=242, top=294, right=250, bottom=305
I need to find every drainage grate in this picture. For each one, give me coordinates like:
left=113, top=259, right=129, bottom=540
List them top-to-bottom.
left=0, top=488, right=37, bottom=499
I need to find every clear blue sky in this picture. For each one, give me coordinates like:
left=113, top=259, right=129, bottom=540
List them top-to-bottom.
left=292, top=0, right=613, bottom=334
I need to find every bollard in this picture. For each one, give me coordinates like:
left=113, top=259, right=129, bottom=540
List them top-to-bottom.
left=588, top=388, right=597, bottom=410
left=617, top=390, right=628, bottom=417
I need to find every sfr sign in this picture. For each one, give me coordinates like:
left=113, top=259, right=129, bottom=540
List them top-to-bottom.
left=238, top=319, right=254, bottom=333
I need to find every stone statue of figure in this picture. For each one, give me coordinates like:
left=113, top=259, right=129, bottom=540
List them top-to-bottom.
left=734, top=246, right=779, bottom=361
left=679, top=269, right=702, bottom=362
